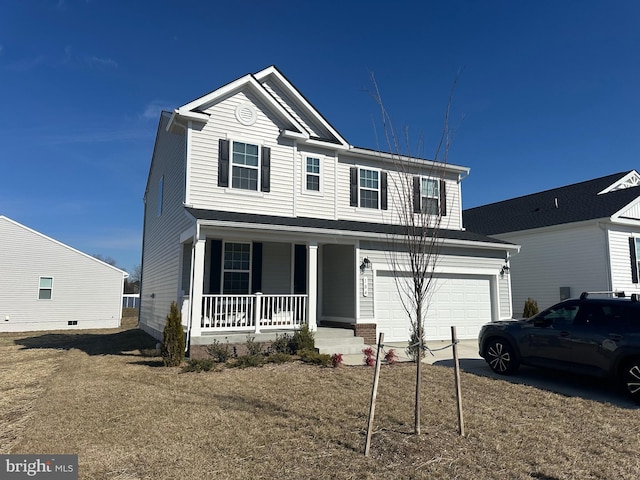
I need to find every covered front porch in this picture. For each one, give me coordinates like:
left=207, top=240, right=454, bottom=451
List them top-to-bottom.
left=179, top=223, right=359, bottom=342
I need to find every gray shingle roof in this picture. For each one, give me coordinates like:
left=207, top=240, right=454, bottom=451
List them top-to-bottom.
left=463, top=171, right=640, bottom=235
left=185, top=207, right=513, bottom=246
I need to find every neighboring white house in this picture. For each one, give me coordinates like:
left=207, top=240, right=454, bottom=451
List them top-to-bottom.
left=139, top=65, right=519, bottom=347
left=464, top=171, right=640, bottom=315
left=0, top=215, right=128, bottom=332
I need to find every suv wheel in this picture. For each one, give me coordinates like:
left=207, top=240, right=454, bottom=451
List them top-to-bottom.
left=485, top=338, right=519, bottom=375
left=622, top=359, right=640, bottom=404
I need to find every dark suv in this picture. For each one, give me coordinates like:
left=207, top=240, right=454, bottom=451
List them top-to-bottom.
left=478, top=292, right=640, bottom=403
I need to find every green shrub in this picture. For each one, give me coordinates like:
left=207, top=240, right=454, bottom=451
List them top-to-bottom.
left=523, top=298, right=539, bottom=318
left=161, top=302, right=185, bottom=367
left=290, top=324, right=315, bottom=353
left=269, top=333, right=292, bottom=354
left=245, top=335, right=263, bottom=356
left=207, top=339, right=232, bottom=363
left=299, top=349, right=331, bottom=366
left=266, top=352, right=295, bottom=364
left=231, top=355, right=264, bottom=369
left=182, top=358, right=215, bottom=373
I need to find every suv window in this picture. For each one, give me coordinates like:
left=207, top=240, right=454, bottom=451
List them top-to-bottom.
left=538, top=304, right=579, bottom=327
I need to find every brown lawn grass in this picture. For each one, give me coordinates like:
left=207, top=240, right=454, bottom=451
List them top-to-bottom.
left=2, top=325, right=640, bottom=479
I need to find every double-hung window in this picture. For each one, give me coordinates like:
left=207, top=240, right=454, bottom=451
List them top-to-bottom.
left=218, top=139, right=271, bottom=192
left=232, top=142, right=259, bottom=191
left=306, top=157, right=320, bottom=191
left=349, top=167, right=387, bottom=210
left=359, top=168, right=380, bottom=209
left=421, top=178, right=440, bottom=215
left=223, top=242, right=251, bottom=294
left=38, top=276, right=53, bottom=300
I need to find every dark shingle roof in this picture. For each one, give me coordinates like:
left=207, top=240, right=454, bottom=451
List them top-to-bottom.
left=463, top=171, right=640, bottom=235
left=185, top=208, right=513, bottom=246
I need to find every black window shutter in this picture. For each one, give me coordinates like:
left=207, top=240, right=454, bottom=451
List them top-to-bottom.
left=218, top=139, right=229, bottom=187
left=261, top=147, right=271, bottom=192
left=350, top=167, right=358, bottom=206
left=380, top=172, right=388, bottom=210
left=413, top=176, right=421, bottom=213
left=440, top=179, right=447, bottom=216
left=630, top=237, right=638, bottom=284
left=209, top=239, right=223, bottom=293
left=251, top=242, right=263, bottom=293
left=294, top=244, right=307, bottom=294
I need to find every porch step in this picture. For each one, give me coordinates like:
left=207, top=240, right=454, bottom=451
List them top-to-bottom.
left=314, top=327, right=366, bottom=355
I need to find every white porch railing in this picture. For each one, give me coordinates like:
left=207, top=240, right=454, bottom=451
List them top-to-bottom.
left=200, top=293, right=307, bottom=333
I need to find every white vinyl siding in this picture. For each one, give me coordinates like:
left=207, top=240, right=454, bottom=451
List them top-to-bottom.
left=188, top=91, right=294, bottom=215
left=139, top=112, right=192, bottom=338
left=336, top=157, right=463, bottom=229
left=0, top=216, right=125, bottom=332
left=497, top=224, right=608, bottom=314
left=607, top=227, right=640, bottom=295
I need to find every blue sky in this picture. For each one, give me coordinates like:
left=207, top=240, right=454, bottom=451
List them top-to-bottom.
left=2, top=1, right=640, bottom=273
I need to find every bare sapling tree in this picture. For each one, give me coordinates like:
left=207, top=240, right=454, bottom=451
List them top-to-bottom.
left=370, top=72, right=460, bottom=435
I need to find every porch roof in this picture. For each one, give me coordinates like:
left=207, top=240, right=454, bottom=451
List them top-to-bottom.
left=185, top=207, right=516, bottom=249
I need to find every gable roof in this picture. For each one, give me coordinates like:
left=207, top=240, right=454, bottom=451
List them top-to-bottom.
left=168, top=65, right=349, bottom=148
left=463, top=171, right=640, bottom=235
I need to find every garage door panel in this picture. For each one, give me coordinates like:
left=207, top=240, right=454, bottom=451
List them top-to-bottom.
left=375, top=272, right=492, bottom=342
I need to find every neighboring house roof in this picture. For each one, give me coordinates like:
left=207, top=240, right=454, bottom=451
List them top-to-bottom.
left=463, top=171, right=640, bottom=235
left=185, top=207, right=516, bottom=249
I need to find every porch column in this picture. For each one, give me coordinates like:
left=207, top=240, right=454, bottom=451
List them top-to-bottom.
left=190, top=235, right=206, bottom=339
left=307, top=241, right=318, bottom=332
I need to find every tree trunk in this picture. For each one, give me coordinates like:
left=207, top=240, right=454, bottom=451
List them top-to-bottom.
left=414, top=306, right=422, bottom=435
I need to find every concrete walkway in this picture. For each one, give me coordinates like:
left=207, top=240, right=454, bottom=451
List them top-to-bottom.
left=341, top=338, right=480, bottom=366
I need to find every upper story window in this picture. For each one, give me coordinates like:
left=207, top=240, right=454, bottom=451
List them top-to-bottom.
left=218, top=139, right=271, bottom=193
left=232, top=142, right=259, bottom=190
left=306, top=157, right=321, bottom=191
left=349, top=167, right=387, bottom=210
left=359, top=168, right=379, bottom=209
left=413, top=176, right=447, bottom=216
left=421, top=178, right=440, bottom=215
left=38, top=276, right=53, bottom=300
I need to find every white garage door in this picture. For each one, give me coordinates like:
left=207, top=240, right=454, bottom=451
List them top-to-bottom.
left=375, top=271, right=492, bottom=342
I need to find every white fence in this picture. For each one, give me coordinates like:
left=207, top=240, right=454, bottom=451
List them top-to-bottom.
left=122, top=294, right=140, bottom=309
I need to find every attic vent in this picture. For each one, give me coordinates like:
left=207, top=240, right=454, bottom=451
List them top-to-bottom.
left=235, top=102, right=257, bottom=126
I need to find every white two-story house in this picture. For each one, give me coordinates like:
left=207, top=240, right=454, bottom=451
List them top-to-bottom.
left=139, top=66, right=518, bottom=348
